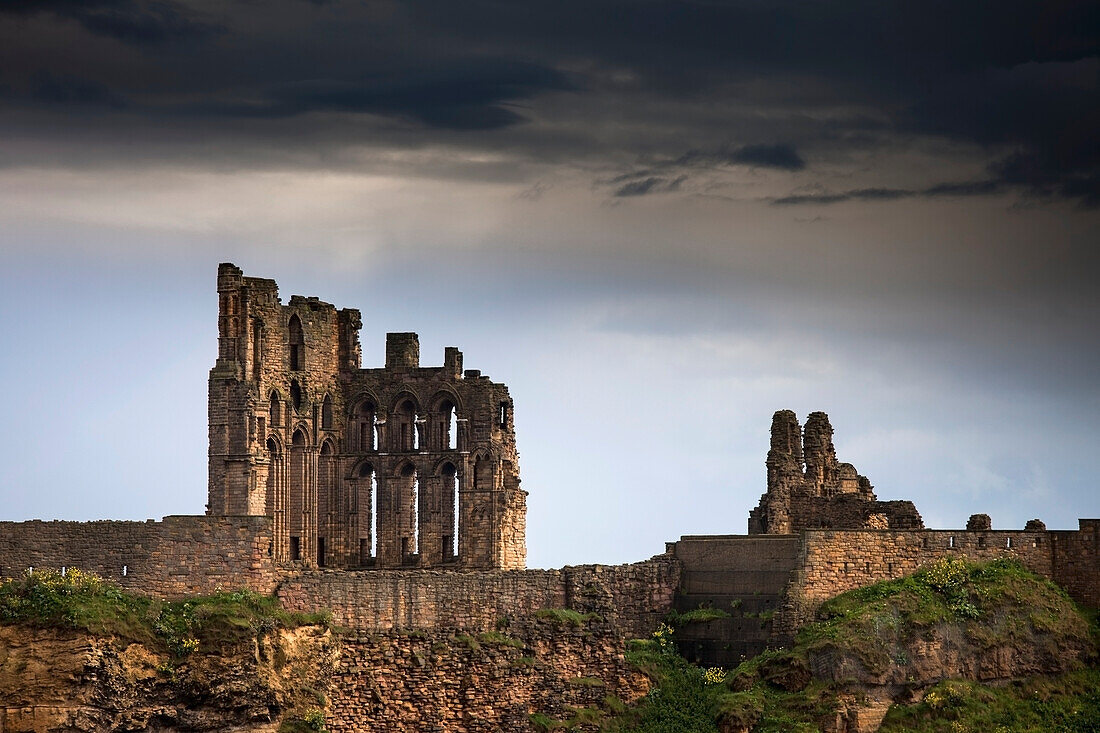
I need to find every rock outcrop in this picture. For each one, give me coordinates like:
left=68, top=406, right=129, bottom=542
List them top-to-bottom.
left=0, top=625, right=337, bottom=732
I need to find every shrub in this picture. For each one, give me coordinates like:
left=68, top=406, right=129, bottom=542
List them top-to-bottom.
left=533, top=608, right=601, bottom=627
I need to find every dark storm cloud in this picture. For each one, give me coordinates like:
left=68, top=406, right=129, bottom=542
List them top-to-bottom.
left=0, top=0, right=1097, bottom=202
left=1, top=0, right=221, bottom=45
left=192, top=62, right=575, bottom=130
left=27, top=72, right=127, bottom=108
left=607, top=144, right=805, bottom=195
left=674, top=144, right=806, bottom=171
left=723, top=144, right=805, bottom=171
left=613, top=175, right=685, bottom=197
left=772, top=180, right=1005, bottom=206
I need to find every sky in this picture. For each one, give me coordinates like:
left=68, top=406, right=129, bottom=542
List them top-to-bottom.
left=1, top=0, right=1097, bottom=569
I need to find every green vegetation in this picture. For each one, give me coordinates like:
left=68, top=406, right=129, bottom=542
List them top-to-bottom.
left=796, top=556, right=1092, bottom=677
left=596, top=558, right=1098, bottom=732
left=0, top=568, right=330, bottom=658
left=667, top=606, right=732, bottom=626
left=534, top=607, right=603, bottom=626
left=478, top=630, right=525, bottom=648
left=454, top=632, right=480, bottom=651
left=602, top=634, right=726, bottom=732
left=880, top=669, right=1100, bottom=732
left=568, top=676, right=607, bottom=687
left=530, top=706, right=606, bottom=731
left=278, top=707, right=328, bottom=733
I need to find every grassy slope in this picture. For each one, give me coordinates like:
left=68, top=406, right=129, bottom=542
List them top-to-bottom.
left=606, top=558, right=1099, bottom=732
left=4, top=562, right=1097, bottom=732
left=0, top=567, right=329, bottom=657
left=0, top=568, right=334, bottom=732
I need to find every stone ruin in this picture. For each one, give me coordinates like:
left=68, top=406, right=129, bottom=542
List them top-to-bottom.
left=2, top=262, right=1099, bottom=689
left=208, top=263, right=526, bottom=570
left=748, top=409, right=924, bottom=534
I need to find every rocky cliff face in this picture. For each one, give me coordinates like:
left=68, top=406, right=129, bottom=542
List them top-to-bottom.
left=721, top=557, right=1097, bottom=733
left=1, top=614, right=650, bottom=733
left=328, top=615, right=650, bottom=731
left=0, top=625, right=337, bottom=732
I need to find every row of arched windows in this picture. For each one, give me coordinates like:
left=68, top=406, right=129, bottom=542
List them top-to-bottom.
left=267, top=387, right=334, bottom=427
left=266, top=391, right=458, bottom=455
left=349, top=395, right=460, bottom=453
left=264, top=422, right=494, bottom=567
left=352, top=460, right=461, bottom=563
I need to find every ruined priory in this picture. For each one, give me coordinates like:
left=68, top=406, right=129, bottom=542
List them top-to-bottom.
left=2, top=264, right=1097, bottom=667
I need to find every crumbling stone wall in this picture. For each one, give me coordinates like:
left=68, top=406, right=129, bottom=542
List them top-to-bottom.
left=208, top=263, right=525, bottom=571
left=749, top=410, right=923, bottom=534
left=785, top=495, right=924, bottom=533
left=0, top=516, right=277, bottom=597
left=1051, top=519, right=1100, bottom=608
left=671, top=520, right=1100, bottom=665
left=774, top=528, right=1056, bottom=637
left=275, top=557, right=680, bottom=640
left=327, top=618, right=650, bottom=732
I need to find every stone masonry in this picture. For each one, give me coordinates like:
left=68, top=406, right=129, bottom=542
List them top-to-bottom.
left=1, top=264, right=1097, bottom=688
left=208, top=264, right=525, bottom=571
left=748, top=410, right=924, bottom=534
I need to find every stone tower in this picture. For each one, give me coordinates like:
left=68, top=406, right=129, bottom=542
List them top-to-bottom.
left=208, top=263, right=526, bottom=570
left=748, top=410, right=922, bottom=534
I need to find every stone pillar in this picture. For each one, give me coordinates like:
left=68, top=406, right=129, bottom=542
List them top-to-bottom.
left=803, top=411, right=839, bottom=497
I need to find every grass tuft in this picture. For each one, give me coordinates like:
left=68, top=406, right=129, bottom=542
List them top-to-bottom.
left=534, top=608, right=602, bottom=627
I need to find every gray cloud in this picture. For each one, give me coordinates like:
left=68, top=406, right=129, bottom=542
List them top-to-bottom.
left=0, top=0, right=1096, bottom=203
left=1, top=0, right=222, bottom=45
left=193, top=62, right=575, bottom=130
left=673, top=144, right=806, bottom=171
left=724, top=144, right=806, bottom=171
left=613, top=175, right=686, bottom=197
left=773, top=180, right=1007, bottom=206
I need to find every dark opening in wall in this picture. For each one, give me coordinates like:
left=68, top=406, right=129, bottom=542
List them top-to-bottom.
left=289, top=314, right=304, bottom=371
left=252, top=320, right=263, bottom=382
left=290, top=381, right=302, bottom=411
left=270, top=390, right=281, bottom=426
left=322, top=394, right=333, bottom=429
left=395, top=399, right=418, bottom=452
left=438, top=399, right=457, bottom=450
left=354, top=400, right=376, bottom=451
left=356, top=461, right=377, bottom=562
left=443, top=461, right=458, bottom=561
left=290, top=536, right=301, bottom=561
left=318, top=537, right=326, bottom=567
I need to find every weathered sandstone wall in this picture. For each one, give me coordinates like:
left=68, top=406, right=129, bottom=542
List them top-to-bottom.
left=0, top=516, right=277, bottom=597
left=774, top=526, right=1099, bottom=637
left=276, top=558, right=681, bottom=639
left=327, top=618, right=650, bottom=732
